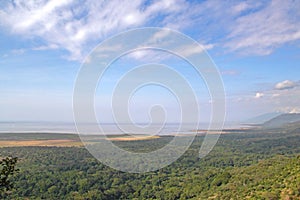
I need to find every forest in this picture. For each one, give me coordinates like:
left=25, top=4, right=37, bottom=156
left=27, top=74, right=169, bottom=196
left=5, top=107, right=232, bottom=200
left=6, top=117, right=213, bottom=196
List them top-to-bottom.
left=0, top=128, right=299, bottom=199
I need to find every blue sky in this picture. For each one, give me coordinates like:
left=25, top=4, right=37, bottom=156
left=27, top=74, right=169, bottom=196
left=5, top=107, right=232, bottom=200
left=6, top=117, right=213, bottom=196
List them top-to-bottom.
left=0, top=0, right=300, bottom=123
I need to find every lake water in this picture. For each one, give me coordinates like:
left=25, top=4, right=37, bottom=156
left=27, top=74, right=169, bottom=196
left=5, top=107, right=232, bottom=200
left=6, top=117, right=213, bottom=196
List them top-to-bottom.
left=0, top=121, right=241, bottom=135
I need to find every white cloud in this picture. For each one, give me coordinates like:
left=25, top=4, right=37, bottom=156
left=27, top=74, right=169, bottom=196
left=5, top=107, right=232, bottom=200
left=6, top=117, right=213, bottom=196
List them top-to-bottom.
left=0, top=0, right=299, bottom=60
left=0, top=0, right=189, bottom=61
left=14, top=0, right=73, bottom=31
left=225, top=0, right=300, bottom=55
left=231, top=2, right=251, bottom=14
left=146, top=29, right=173, bottom=46
left=123, top=42, right=213, bottom=62
left=175, top=43, right=214, bottom=57
left=32, top=44, right=59, bottom=51
left=124, top=49, right=171, bottom=63
left=128, top=50, right=150, bottom=60
left=221, top=70, right=239, bottom=76
left=226, top=78, right=300, bottom=121
left=275, top=80, right=298, bottom=90
left=250, top=81, right=300, bottom=113
left=255, top=92, right=264, bottom=99
left=272, top=93, right=280, bottom=98
left=278, top=107, right=300, bottom=114
left=289, top=108, right=300, bottom=114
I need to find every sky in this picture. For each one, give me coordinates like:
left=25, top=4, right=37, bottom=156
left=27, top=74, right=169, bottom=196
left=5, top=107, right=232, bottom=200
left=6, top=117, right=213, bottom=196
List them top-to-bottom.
left=0, top=0, right=300, bottom=124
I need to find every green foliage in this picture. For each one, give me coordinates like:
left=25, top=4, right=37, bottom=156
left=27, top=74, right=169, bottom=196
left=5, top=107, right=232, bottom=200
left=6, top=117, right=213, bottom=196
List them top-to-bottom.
left=0, top=129, right=299, bottom=199
left=0, top=157, right=18, bottom=197
left=211, top=171, right=231, bottom=187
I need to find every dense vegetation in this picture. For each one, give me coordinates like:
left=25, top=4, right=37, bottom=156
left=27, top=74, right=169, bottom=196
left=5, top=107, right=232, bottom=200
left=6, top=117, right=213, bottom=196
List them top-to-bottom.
left=0, top=129, right=299, bottom=199
left=0, top=157, right=18, bottom=198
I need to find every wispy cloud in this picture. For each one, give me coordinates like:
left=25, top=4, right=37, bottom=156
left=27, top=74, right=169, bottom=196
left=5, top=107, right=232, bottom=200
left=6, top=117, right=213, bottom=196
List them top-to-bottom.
left=0, top=0, right=299, bottom=60
left=0, top=0, right=189, bottom=61
left=225, top=0, right=300, bottom=55
left=175, top=43, right=214, bottom=57
left=31, top=44, right=59, bottom=51
left=11, top=48, right=26, bottom=55
left=125, top=49, right=167, bottom=62
left=221, top=70, right=239, bottom=76
left=275, top=80, right=298, bottom=90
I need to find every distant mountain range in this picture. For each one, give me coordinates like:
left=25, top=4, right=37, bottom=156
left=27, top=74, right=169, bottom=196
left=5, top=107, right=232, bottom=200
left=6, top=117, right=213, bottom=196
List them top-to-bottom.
left=244, top=112, right=283, bottom=125
left=244, top=113, right=300, bottom=129
left=262, top=113, right=300, bottom=129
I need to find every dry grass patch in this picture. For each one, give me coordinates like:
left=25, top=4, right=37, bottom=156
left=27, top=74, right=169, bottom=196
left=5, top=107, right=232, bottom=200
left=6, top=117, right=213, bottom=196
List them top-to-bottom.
left=107, top=135, right=160, bottom=141
left=0, top=139, right=83, bottom=147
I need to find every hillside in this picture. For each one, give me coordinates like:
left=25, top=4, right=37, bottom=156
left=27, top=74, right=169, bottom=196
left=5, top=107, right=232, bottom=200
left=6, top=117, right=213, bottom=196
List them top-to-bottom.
left=244, top=112, right=283, bottom=125
left=263, top=113, right=300, bottom=129
left=206, top=155, right=300, bottom=199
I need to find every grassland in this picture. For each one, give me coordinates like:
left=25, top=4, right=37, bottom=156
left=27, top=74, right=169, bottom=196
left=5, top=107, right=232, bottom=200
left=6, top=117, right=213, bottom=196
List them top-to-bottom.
left=0, top=132, right=162, bottom=147
left=0, top=133, right=81, bottom=147
left=0, top=139, right=83, bottom=147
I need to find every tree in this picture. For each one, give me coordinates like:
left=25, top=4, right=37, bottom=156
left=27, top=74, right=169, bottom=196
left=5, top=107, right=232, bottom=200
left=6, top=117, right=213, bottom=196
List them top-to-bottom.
left=0, top=157, right=19, bottom=193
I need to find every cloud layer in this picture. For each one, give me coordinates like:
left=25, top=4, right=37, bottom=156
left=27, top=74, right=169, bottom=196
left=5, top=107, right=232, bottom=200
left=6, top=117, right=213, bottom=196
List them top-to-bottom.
left=0, top=0, right=299, bottom=60
left=225, top=1, right=300, bottom=55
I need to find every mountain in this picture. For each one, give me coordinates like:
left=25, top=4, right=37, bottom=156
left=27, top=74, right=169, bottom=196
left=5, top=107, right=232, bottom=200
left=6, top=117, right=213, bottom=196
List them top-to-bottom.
left=244, top=112, right=283, bottom=125
left=262, top=113, right=300, bottom=129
